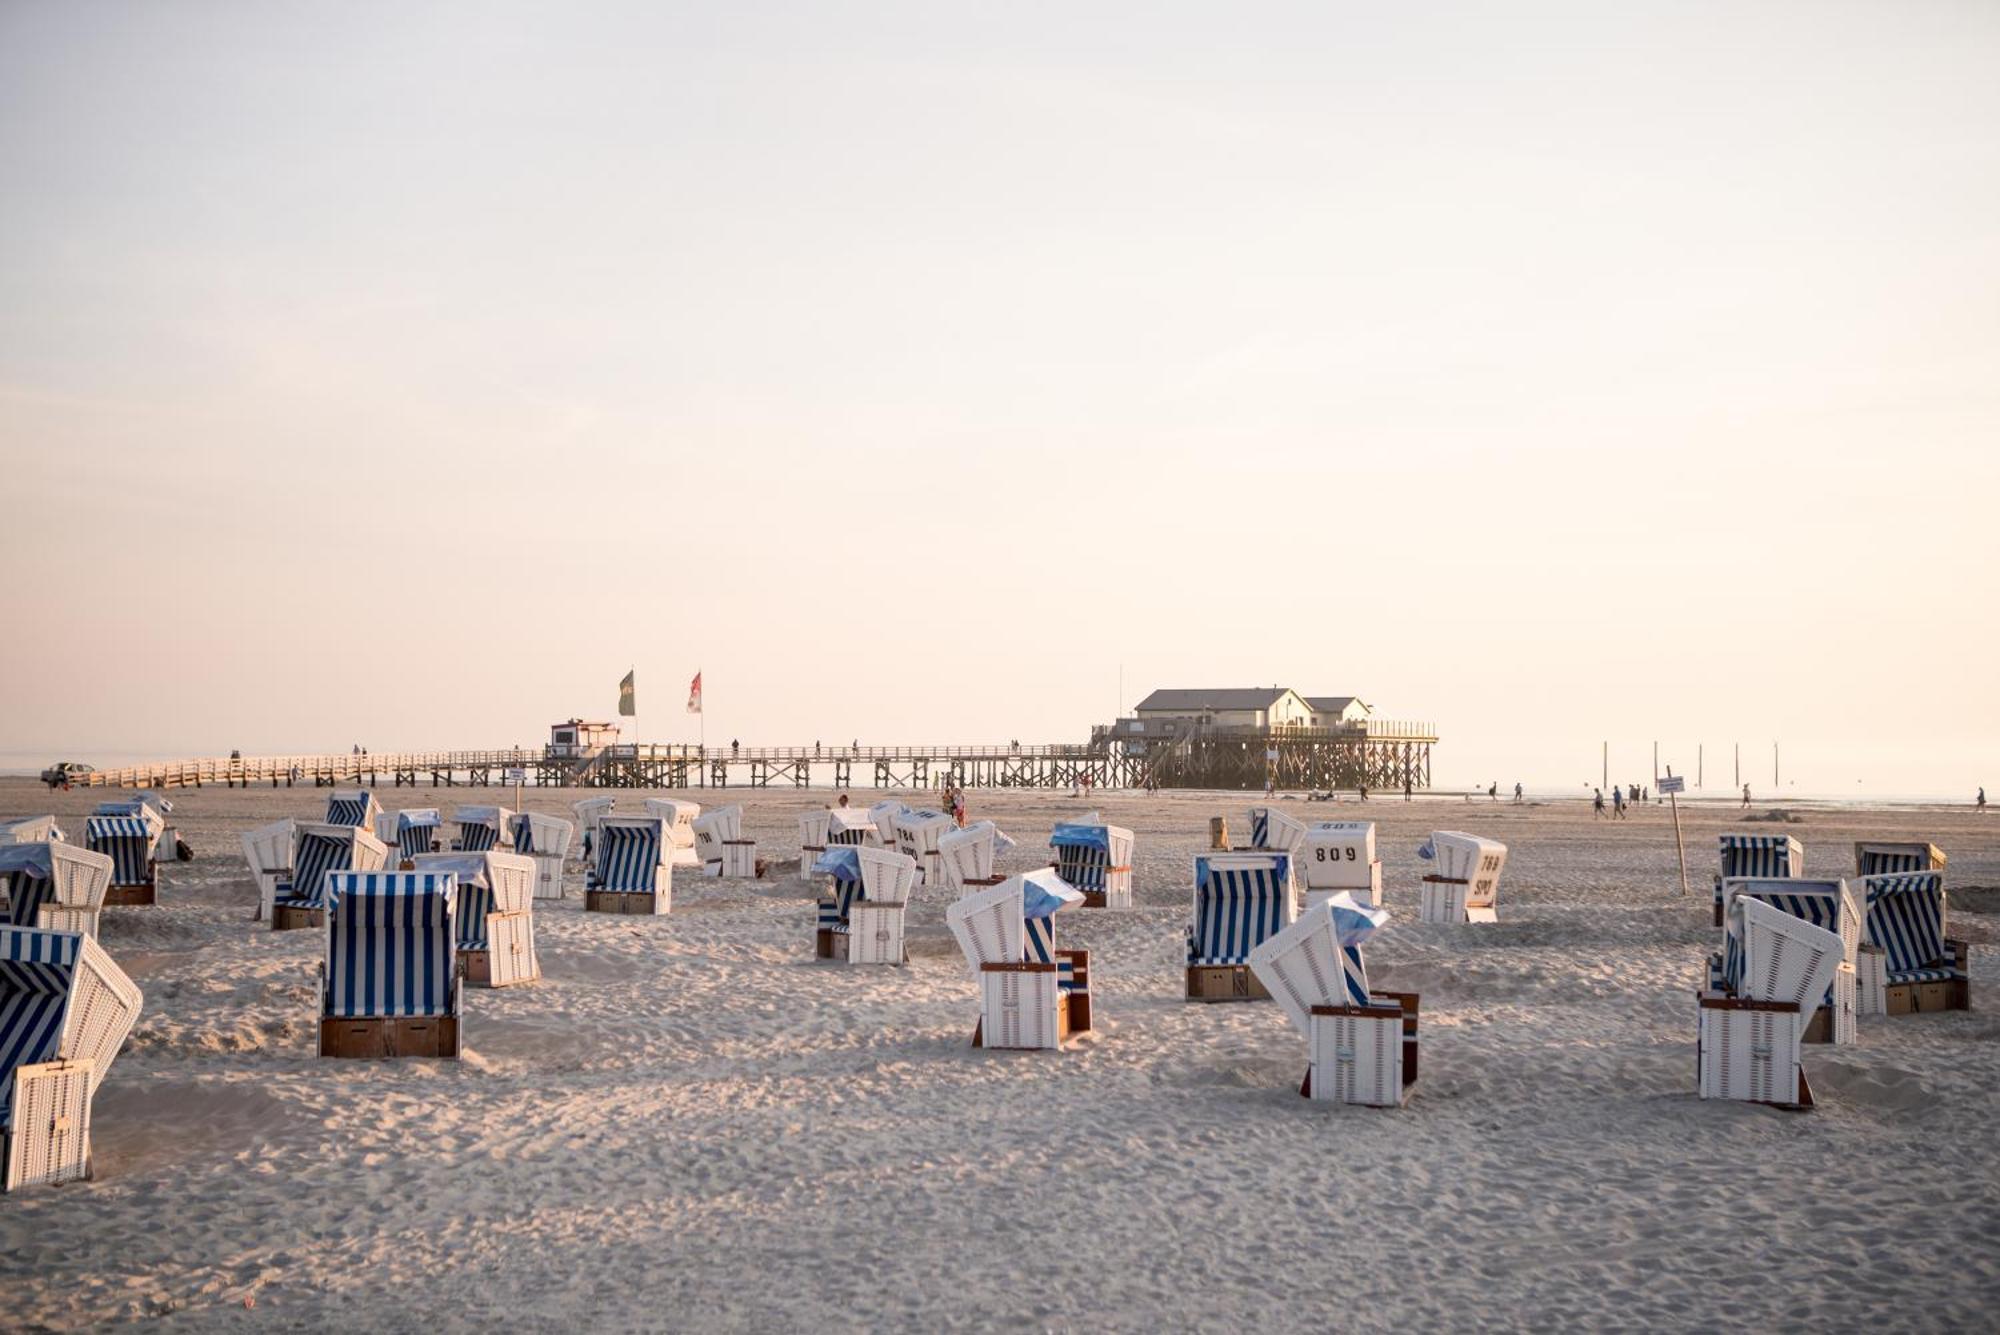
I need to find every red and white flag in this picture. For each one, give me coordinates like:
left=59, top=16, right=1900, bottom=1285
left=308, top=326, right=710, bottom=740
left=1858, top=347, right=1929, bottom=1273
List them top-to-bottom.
left=687, top=671, right=703, bottom=714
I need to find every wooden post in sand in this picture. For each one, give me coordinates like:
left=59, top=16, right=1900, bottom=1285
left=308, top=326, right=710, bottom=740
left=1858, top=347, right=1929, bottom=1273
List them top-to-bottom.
left=1661, top=770, right=1689, bottom=897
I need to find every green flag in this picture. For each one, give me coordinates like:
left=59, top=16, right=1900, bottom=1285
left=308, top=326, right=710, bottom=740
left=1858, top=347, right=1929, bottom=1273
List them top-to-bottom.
left=618, top=669, right=636, bottom=717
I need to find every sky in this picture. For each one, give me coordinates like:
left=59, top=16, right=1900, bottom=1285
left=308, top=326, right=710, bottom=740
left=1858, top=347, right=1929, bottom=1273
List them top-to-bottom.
left=1, top=1, right=1996, bottom=796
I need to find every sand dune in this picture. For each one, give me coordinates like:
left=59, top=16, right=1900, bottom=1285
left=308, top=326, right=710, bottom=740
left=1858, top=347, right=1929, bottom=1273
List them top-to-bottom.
left=3, top=780, right=1996, bottom=1330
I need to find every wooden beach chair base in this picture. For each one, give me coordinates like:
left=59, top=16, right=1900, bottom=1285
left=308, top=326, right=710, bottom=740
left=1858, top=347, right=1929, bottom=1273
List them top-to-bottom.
left=103, top=881, right=155, bottom=907
left=585, top=890, right=667, bottom=915
left=847, top=903, right=907, bottom=966
left=271, top=905, right=325, bottom=931
left=461, top=913, right=538, bottom=988
left=816, top=928, right=845, bottom=960
left=972, top=962, right=1073, bottom=1050
left=1799, top=962, right=1857, bottom=1044
left=1186, top=963, right=1272, bottom=1003
left=1303, top=992, right=1420, bottom=1107
left=1697, top=994, right=1814, bottom=1110
left=319, top=1014, right=462, bottom=1060
left=3, top=1060, right=93, bottom=1192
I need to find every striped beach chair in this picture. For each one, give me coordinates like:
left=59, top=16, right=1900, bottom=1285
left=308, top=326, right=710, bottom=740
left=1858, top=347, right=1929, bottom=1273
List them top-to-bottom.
left=324, top=790, right=378, bottom=830
left=572, top=797, right=615, bottom=866
left=645, top=799, right=703, bottom=868
left=866, top=801, right=912, bottom=850
left=692, top=805, right=755, bottom=878
left=451, top=806, right=513, bottom=854
left=1247, top=806, right=1307, bottom=855
left=828, top=808, right=874, bottom=848
left=84, top=810, right=160, bottom=907
left=392, top=810, right=442, bottom=866
left=509, top=812, right=574, bottom=900
left=585, top=816, right=670, bottom=915
left=0, top=817, right=64, bottom=847
left=239, top=819, right=295, bottom=923
left=1050, top=819, right=1135, bottom=908
left=938, top=820, right=1014, bottom=894
left=1302, top=820, right=1381, bottom=909
left=272, top=823, right=389, bottom=930
left=1418, top=831, right=1507, bottom=924
left=1713, top=834, right=1802, bottom=925
left=1854, top=841, right=1946, bottom=879
left=0, top=844, right=114, bottom=940
left=815, top=845, right=918, bottom=965
left=812, top=846, right=867, bottom=959
left=413, top=852, right=539, bottom=987
left=1186, top=853, right=1294, bottom=1001
left=946, top=870, right=1091, bottom=1049
left=318, top=871, right=461, bottom=1059
left=1858, top=871, right=1969, bottom=1015
left=1713, top=878, right=1859, bottom=1045
left=1250, top=893, right=1416, bottom=1106
left=1699, top=896, right=1845, bottom=1108
left=1, top=926, right=144, bottom=1190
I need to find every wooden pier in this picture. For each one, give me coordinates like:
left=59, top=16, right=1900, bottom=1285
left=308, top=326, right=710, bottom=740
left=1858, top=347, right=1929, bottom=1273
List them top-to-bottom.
left=67, top=728, right=1435, bottom=793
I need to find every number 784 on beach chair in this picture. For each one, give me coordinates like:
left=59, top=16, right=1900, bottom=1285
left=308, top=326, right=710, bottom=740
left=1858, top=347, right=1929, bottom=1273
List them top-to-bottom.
left=946, top=870, right=1094, bottom=1050
left=1250, top=893, right=1418, bottom=1108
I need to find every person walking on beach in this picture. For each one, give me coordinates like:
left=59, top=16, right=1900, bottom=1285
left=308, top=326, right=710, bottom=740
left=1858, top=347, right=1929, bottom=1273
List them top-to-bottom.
left=1405, top=779, right=1413, bottom=802
left=1489, top=782, right=1498, bottom=802
left=1513, top=782, right=1523, bottom=804
left=1741, top=783, right=1752, bottom=808
left=1358, top=784, right=1368, bottom=802
left=952, top=787, right=967, bottom=827
left=1613, top=787, right=1627, bottom=819
left=1978, top=787, right=1986, bottom=812
left=1593, top=788, right=1605, bottom=819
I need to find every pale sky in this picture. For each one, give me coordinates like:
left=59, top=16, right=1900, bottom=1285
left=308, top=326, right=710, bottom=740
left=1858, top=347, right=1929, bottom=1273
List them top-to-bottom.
left=2, top=1, right=1996, bottom=796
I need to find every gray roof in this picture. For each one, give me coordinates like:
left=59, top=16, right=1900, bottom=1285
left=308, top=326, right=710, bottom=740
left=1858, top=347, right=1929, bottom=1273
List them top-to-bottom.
left=1133, top=687, right=1293, bottom=713
left=1305, top=696, right=1367, bottom=715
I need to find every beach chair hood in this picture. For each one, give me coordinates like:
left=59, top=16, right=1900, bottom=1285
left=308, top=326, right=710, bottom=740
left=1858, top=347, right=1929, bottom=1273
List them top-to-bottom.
left=1250, top=892, right=1389, bottom=1037
left=1729, top=894, right=1845, bottom=1008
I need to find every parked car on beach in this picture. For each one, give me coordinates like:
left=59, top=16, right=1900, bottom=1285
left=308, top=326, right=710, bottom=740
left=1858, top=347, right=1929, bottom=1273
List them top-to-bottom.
left=40, top=761, right=95, bottom=789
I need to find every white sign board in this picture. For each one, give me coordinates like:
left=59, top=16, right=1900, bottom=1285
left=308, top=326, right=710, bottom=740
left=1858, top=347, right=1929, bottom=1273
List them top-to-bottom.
left=504, top=767, right=527, bottom=784
left=1658, top=776, right=1686, bottom=795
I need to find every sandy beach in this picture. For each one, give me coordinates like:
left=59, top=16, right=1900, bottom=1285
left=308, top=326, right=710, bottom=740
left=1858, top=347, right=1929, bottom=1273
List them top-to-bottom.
left=3, top=779, right=1996, bottom=1331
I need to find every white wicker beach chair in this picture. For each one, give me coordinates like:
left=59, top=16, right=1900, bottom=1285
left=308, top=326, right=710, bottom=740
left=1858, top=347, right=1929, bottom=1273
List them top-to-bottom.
left=571, top=797, right=616, bottom=866
left=645, top=799, right=702, bottom=868
left=866, top=801, right=912, bottom=850
left=692, top=805, right=754, bottom=878
left=1246, top=806, right=1307, bottom=854
left=798, top=810, right=832, bottom=886
left=893, top=810, right=956, bottom=888
left=508, top=812, right=574, bottom=900
left=585, top=816, right=671, bottom=914
left=0, top=817, right=64, bottom=847
left=240, top=818, right=295, bottom=923
left=1049, top=818, right=1134, bottom=908
left=938, top=820, right=1015, bottom=895
left=1302, top=820, right=1381, bottom=909
left=271, top=823, right=389, bottom=931
left=1418, top=832, right=1507, bottom=923
left=0, top=844, right=115, bottom=940
left=830, top=845, right=919, bottom=966
left=413, top=851, right=539, bottom=987
left=1185, top=852, right=1295, bottom=1001
left=946, top=870, right=1092, bottom=1049
left=318, top=871, right=461, bottom=1059
left=1713, top=878, right=1859, bottom=1044
left=1250, top=893, right=1415, bottom=1107
left=1699, top=895, right=1845, bottom=1108
left=1, top=926, right=143, bottom=1189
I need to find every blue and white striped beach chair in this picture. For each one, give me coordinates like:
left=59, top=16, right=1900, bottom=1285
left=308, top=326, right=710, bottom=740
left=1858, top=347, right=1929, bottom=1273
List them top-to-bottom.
left=324, top=790, right=377, bottom=830
left=451, top=806, right=513, bottom=854
left=1247, top=806, right=1307, bottom=855
left=394, top=810, right=442, bottom=865
left=84, top=812, right=160, bottom=907
left=585, top=817, right=670, bottom=915
left=1050, top=818, right=1134, bottom=908
left=272, top=823, right=390, bottom=930
left=1713, top=834, right=1802, bottom=925
left=1854, top=842, right=1946, bottom=879
left=0, top=843, right=114, bottom=940
left=812, top=846, right=866, bottom=957
left=413, top=852, right=539, bottom=987
left=1186, top=853, right=1294, bottom=1001
left=318, top=871, right=461, bottom=1059
left=946, top=871, right=1092, bottom=1049
left=1858, top=871, right=1968, bottom=1014
left=1249, top=893, right=1414, bottom=1106
left=1699, top=896, right=1845, bottom=1107
left=1, top=925, right=143, bottom=1189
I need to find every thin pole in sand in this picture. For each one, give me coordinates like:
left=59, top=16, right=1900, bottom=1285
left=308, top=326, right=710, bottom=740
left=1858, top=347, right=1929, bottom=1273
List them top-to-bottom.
left=1601, top=740, right=1607, bottom=792
left=1773, top=741, right=1779, bottom=789
left=1734, top=743, right=1740, bottom=789
left=1698, top=744, right=1704, bottom=788
left=1665, top=766, right=1689, bottom=896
